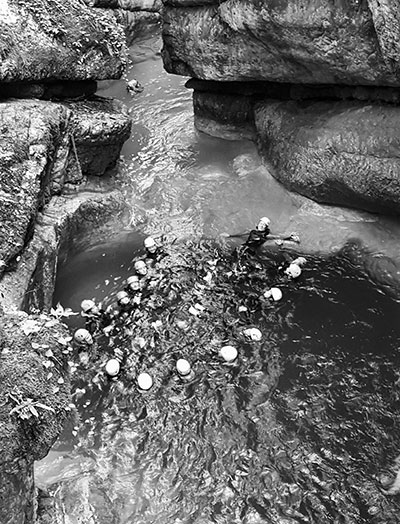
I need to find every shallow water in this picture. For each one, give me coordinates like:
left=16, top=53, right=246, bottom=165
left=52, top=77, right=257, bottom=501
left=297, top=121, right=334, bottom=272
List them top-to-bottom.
left=37, top=32, right=400, bottom=523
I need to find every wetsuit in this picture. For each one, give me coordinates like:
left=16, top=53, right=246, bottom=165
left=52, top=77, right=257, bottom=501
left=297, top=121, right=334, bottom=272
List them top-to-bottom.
left=244, top=226, right=270, bottom=252
left=84, top=309, right=113, bottom=335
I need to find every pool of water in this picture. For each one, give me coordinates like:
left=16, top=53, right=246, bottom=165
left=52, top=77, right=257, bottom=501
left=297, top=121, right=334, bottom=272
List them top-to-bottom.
left=36, top=31, right=400, bottom=523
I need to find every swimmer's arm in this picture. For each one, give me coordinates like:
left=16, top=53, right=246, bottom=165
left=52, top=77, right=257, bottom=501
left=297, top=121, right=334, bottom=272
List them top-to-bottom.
left=219, top=232, right=248, bottom=239
left=269, top=232, right=300, bottom=243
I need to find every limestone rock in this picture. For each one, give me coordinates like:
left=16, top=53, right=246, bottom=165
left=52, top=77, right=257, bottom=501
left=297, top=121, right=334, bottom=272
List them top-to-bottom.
left=0, top=0, right=127, bottom=82
left=85, top=0, right=162, bottom=11
left=162, top=0, right=400, bottom=86
left=367, top=0, right=400, bottom=75
left=115, top=9, right=161, bottom=45
left=193, top=90, right=255, bottom=140
left=0, top=96, right=131, bottom=276
left=62, top=97, right=132, bottom=177
left=254, top=99, right=400, bottom=215
left=0, top=100, right=72, bottom=272
left=0, top=188, right=128, bottom=312
left=0, top=311, right=71, bottom=524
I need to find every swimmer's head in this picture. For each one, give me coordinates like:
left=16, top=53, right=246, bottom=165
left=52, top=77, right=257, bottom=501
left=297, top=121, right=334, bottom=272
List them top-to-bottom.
left=256, top=217, right=271, bottom=231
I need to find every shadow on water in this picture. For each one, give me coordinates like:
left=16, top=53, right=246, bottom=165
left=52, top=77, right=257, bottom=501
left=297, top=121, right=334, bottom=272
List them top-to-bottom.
left=37, top=238, right=400, bottom=524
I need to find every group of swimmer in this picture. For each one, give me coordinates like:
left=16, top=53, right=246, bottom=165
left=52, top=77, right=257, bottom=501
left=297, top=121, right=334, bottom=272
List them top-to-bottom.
left=71, top=217, right=306, bottom=391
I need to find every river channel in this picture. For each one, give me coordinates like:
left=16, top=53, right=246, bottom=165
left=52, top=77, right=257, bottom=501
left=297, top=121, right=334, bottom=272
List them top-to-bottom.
left=35, top=32, right=400, bottom=524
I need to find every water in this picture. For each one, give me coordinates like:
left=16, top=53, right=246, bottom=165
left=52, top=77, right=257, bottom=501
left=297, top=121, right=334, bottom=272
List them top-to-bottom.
left=37, top=32, right=400, bottom=523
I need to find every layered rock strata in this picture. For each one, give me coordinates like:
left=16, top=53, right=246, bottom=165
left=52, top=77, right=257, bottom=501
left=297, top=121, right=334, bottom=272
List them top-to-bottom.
left=163, top=0, right=400, bottom=215
left=0, top=1, right=134, bottom=522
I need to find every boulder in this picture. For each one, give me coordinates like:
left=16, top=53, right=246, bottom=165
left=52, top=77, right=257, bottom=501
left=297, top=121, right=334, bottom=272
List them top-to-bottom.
left=0, top=0, right=127, bottom=82
left=162, top=0, right=400, bottom=86
left=0, top=97, right=131, bottom=277
left=62, top=97, right=132, bottom=177
left=254, top=99, right=400, bottom=215
left=0, top=100, right=72, bottom=273
left=0, top=187, right=128, bottom=312
left=0, top=311, right=71, bottom=524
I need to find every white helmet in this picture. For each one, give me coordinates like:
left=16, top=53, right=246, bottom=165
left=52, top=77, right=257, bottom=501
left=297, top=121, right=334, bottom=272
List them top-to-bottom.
left=257, top=216, right=271, bottom=231
left=144, top=236, right=156, bottom=249
left=292, top=256, right=306, bottom=267
left=134, top=260, right=148, bottom=276
left=285, top=263, right=302, bottom=279
left=127, top=275, right=140, bottom=290
left=264, top=287, right=283, bottom=301
left=270, top=287, right=283, bottom=301
left=116, top=290, right=129, bottom=301
left=116, top=290, right=130, bottom=306
left=81, top=299, right=96, bottom=313
left=243, top=327, right=262, bottom=341
left=74, top=328, right=93, bottom=345
left=219, top=345, right=238, bottom=363
left=105, top=358, right=120, bottom=377
left=176, top=358, right=191, bottom=376
left=137, top=372, right=153, bottom=390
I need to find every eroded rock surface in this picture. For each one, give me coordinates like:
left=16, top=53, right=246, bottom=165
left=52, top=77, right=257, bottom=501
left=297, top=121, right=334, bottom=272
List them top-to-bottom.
left=0, top=0, right=127, bottom=82
left=162, top=0, right=400, bottom=86
left=171, top=2, right=400, bottom=214
left=0, top=97, right=131, bottom=277
left=62, top=97, right=132, bottom=177
left=0, top=100, right=72, bottom=272
left=255, top=100, right=400, bottom=215
left=0, top=311, right=71, bottom=524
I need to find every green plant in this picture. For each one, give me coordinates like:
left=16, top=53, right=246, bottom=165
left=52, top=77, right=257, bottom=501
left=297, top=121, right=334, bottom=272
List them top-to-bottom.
left=9, top=392, right=55, bottom=421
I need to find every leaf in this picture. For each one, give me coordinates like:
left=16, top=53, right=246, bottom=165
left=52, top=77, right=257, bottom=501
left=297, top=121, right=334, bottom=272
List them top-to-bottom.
left=21, top=319, right=40, bottom=336
left=45, top=319, right=58, bottom=328
left=57, top=336, right=72, bottom=346
left=35, top=403, right=55, bottom=413
left=29, top=405, right=39, bottom=418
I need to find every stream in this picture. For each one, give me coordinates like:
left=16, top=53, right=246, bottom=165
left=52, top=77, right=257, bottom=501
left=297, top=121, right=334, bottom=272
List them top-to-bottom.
left=35, top=32, right=400, bottom=524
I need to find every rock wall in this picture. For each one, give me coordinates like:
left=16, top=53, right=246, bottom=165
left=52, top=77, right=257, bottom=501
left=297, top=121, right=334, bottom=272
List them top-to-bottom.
left=163, top=0, right=400, bottom=215
left=0, top=1, right=138, bottom=522
left=0, top=312, right=72, bottom=524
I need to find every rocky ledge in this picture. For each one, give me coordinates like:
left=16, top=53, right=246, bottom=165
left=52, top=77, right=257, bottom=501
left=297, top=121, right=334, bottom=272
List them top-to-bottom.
left=0, top=0, right=136, bottom=522
left=163, top=0, right=400, bottom=216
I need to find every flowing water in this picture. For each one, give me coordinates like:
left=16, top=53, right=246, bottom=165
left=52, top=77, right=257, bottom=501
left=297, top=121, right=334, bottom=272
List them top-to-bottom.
left=35, top=33, right=400, bottom=523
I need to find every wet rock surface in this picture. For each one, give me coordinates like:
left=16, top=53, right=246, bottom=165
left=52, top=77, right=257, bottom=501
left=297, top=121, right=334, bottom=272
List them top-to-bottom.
left=164, top=1, right=400, bottom=214
left=189, top=88, right=400, bottom=215
left=254, top=99, right=400, bottom=215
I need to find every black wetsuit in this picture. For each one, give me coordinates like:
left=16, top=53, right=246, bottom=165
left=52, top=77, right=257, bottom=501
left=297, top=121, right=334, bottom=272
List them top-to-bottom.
left=244, top=227, right=270, bottom=252
left=84, top=309, right=113, bottom=335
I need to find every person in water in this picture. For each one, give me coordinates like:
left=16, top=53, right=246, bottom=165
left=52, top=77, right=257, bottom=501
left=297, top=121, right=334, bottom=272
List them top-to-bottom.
left=227, top=217, right=300, bottom=253
left=245, top=217, right=300, bottom=251
left=143, top=236, right=166, bottom=263
left=80, top=299, right=113, bottom=335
